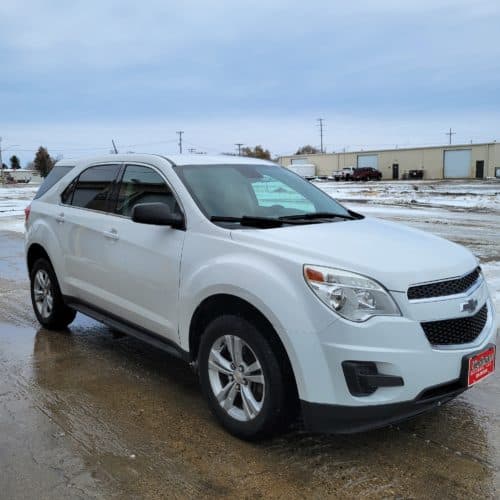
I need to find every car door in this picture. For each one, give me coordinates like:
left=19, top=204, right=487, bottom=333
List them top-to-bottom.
left=57, top=163, right=122, bottom=304
left=101, top=163, right=186, bottom=343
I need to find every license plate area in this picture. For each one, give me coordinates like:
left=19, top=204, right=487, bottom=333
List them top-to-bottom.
left=463, top=345, right=496, bottom=387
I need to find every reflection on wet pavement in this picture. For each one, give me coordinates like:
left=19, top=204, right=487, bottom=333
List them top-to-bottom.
left=1, top=221, right=499, bottom=498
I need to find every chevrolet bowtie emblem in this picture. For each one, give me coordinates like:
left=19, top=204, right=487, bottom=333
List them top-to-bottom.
left=460, top=298, right=478, bottom=313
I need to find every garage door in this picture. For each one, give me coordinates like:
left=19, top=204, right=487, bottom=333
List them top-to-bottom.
left=444, top=150, right=471, bottom=178
left=357, top=155, right=378, bottom=169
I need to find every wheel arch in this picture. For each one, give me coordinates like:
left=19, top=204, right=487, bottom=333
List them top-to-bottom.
left=27, top=243, right=52, bottom=273
left=189, top=293, right=299, bottom=402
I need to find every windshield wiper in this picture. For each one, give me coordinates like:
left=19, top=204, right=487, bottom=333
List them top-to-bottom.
left=279, top=212, right=355, bottom=221
left=210, top=215, right=285, bottom=228
left=210, top=215, right=325, bottom=228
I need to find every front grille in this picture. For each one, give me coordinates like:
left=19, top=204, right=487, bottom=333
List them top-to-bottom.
left=408, top=267, right=480, bottom=300
left=421, top=304, right=488, bottom=345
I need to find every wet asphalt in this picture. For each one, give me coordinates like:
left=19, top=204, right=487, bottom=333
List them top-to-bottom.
left=0, top=221, right=499, bottom=499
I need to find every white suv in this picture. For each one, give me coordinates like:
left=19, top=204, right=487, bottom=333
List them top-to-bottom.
left=25, top=154, right=497, bottom=439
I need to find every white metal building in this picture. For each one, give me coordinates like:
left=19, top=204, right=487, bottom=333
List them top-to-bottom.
left=279, top=142, right=500, bottom=180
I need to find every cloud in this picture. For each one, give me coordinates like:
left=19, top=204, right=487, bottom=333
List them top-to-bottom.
left=0, top=0, right=499, bottom=162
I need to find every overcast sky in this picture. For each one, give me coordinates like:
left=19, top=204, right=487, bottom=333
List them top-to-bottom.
left=1, top=0, right=499, bottom=165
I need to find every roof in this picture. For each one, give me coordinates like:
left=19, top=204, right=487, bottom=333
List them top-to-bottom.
left=279, top=141, right=499, bottom=159
left=56, top=153, right=276, bottom=167
left=165, top=154, right=276, bottom=166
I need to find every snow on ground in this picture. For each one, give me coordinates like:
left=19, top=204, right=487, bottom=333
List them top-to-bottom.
left=316, top=179, right=500, bottom=212
left=0, top=185, right=38, bottom=234
left=0, top=186, right=38, bottom=218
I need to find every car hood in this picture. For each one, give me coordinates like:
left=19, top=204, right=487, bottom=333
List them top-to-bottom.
left=230, top=217, right=477, bottom=292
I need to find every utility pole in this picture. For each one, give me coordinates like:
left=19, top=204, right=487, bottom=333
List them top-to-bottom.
left=317, top=118, right=325, bottom=153
left=446, top=128, right=456, bottom=145
left=176, top=131, right=184, bottom=154
left=111, top=139, right=118, bottom=154
left=235, top=143, right=244, bottom=156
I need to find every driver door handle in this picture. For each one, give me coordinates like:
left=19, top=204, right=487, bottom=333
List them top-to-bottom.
left=55, top=212, right=65, bottom=223
left=103, top=228, right=119, bottom=241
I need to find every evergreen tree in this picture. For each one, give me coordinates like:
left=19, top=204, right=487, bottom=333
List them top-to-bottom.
left=33, top=147, right=54, bottom=178
left=9, top=155, right=21, bottom=170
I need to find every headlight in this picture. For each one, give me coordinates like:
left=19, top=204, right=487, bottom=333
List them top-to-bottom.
left=303, top=265, right=401, bottom=322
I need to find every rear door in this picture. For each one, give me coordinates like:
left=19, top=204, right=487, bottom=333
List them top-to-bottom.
left=58, top=163, right=122, bottom=303
left=100, top=163, right=186, bottom=342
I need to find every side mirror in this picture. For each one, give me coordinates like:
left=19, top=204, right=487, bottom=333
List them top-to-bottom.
left=131, top=202, right=185, bottom=229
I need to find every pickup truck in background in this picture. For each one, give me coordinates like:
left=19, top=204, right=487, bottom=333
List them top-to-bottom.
left=332, top=167, right=355, bottom=181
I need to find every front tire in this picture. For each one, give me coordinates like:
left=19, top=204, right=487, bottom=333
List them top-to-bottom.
left=30, top=258, right=76, bottom=329
left=198, top=315, right=292, bottom=440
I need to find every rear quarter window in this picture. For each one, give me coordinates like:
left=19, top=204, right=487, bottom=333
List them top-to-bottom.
left=34, top=165, right=75, bottom=200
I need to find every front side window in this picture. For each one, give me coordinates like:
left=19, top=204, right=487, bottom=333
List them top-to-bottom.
left=174, top=163, right=352, bottom=221
left=68, top=164, right=120, bottom=212
left=115, top=164, right=180, bottom=217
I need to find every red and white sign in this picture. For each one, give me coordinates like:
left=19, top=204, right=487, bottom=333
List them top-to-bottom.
left=468, top=346, right=496, bottom=387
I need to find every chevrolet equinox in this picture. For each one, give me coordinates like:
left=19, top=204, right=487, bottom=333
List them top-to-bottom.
left=25, top=154, right=497, bottom=439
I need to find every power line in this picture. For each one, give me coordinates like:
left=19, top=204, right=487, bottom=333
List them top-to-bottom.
left=176, top=131, right=184, bottom=154
left=0, top=137, right=20, bottom=167
left=111, top=139, right=118, bottom=154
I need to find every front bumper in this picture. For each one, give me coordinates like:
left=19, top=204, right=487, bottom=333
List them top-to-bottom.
left=301, top=342, right=496, bottom=433
left=301, top=380, right=465, bottom=434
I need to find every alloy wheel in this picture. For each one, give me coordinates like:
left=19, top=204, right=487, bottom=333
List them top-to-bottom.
left=33, top=269, right=54, bottom=320
left=208, top=335, right=265, bottom=421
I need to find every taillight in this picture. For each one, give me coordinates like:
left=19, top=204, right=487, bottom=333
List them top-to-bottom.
left=24, top=204, right=31, bottom=225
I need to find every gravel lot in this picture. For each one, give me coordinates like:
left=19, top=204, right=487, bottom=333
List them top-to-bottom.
left=0, top=180, right=499, bottom=498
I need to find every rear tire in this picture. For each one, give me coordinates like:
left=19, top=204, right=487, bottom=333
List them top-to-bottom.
left=30, top=258, right=76, bottom=329
left=198, top=315, right=293, bottom=440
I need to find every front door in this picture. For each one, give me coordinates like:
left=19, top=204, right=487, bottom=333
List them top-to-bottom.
left=475, top=161, right=484, bottom=179
left=392, top=163, right=399, bottom=180
left=102, top=164, right=186, bottom=343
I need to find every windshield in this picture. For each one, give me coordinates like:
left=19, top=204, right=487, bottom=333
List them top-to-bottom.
left=174, top=163, right=354, bottom=225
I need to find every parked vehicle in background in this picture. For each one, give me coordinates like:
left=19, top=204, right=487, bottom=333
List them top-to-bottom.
left=25, top=154, right=497, bottom=440
left=287, top=163, right=316, bottom=179
left=333, top=167, right=355, bottom=181
left=352, top=167, right=382, bottom=181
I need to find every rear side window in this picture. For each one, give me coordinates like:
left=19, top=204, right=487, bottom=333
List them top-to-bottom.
left=67, top=164, right=120, bottom=212
left=114, top=164, right=180, bottom=217
left=34, top=165, right=75, bottom=199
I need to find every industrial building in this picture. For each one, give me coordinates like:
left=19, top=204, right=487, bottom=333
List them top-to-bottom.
left=279, top=142, right=500, bottom=180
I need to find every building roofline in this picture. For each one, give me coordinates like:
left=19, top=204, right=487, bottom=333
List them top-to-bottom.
left=279, top=141, right=498, bottom=159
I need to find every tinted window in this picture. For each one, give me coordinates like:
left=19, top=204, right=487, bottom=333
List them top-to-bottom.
left=174, top=163, right=350, bottom=220
left=70, top=164, right=120, bottom=211
left=34, top=165, right=75, bottom=199
left=115, top=165, right=180, bottom=217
